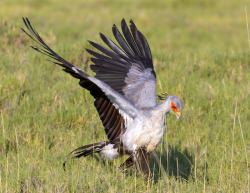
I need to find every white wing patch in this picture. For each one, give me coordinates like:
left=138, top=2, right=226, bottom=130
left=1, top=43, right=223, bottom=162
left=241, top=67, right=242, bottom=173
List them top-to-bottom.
left=72, top=67, right=80, bottom=73
left=100, top=144, right=119, bottom=160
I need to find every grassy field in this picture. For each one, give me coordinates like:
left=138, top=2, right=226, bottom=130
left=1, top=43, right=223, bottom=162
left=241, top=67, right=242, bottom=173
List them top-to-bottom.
left=0, top=0, right=249, bottom=192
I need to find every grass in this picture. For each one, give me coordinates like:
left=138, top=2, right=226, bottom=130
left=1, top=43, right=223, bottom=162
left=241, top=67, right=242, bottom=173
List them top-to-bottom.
left=0, top=0, right=249, bottom=192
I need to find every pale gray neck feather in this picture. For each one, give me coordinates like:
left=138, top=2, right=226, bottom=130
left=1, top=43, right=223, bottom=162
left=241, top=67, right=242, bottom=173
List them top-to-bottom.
left=155, top=97, right=172, bottom=117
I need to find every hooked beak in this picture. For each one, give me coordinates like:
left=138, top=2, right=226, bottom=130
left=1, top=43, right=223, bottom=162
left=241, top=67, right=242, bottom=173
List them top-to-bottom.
left=175, top=111, right=181, bottom=119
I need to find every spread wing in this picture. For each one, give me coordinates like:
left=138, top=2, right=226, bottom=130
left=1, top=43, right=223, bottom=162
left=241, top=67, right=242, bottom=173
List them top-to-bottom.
left=21, top=18, right=139, bottom=141
left=87, top=19, right=157, bottom=109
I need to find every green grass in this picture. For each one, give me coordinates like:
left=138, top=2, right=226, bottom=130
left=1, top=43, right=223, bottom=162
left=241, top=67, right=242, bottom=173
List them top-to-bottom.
left=0, top=0, right=249, bottom=192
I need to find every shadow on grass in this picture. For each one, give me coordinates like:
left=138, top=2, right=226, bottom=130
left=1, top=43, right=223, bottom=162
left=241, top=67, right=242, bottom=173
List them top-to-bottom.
left=64, top=142, right=209, bottom=184
left=150, top=142, right=195, bottom=182
left=91, top=143, right=196, bottom=183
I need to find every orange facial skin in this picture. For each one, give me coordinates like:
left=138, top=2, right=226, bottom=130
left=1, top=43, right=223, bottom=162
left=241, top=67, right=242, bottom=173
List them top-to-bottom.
left=171, top=102, right=181, bottom=113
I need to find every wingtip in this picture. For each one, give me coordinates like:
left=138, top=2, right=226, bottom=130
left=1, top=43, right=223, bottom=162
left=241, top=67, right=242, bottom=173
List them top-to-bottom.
left=22, top=17, right=27, bottom=25
left=22, top=17, right=32, bottom=29
left=24, top=17, right=30, bottom=24
left=121, top=18, right=127, bottom=26
left=129, top=19, right=135, bottom=25
left=129, top=19, right=137, bottom=30
left=112, top=24, right=118, bottom=35
left=112, top=24, right=117, bottom=31
left=99, top=32, right=104, bottom=37
left=99, top=33, right=107, bottom=41
left=87, top=40, right=94, bottom=45
left=87, top=40, right=96, bottom=47
left=85, top=48, right=91, bottom=53
left=85, top=48, right=94, bottom=56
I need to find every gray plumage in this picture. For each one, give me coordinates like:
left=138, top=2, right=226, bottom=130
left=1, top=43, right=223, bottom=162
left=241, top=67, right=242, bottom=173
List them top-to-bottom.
left=22, top=18, right=183, bottom=180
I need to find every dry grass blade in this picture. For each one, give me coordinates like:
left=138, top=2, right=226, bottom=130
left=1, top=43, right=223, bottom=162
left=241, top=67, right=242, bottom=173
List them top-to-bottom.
left=245, top=6, right=250, bottom=51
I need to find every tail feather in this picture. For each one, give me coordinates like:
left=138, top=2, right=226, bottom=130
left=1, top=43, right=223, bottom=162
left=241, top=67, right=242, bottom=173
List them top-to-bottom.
left=63, top=141, right=109, bottom=171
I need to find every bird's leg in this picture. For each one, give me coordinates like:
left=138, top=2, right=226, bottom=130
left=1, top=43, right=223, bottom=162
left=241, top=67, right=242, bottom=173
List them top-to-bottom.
left=132, top=148, right=151, bottom=180
left=132, top=150, right=142, bottom=175
left=119, top=154, right=134, bottom=171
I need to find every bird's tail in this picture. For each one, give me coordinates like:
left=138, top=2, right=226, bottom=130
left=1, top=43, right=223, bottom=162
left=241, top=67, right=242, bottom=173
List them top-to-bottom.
left=63, top=141, right=109, bottom=170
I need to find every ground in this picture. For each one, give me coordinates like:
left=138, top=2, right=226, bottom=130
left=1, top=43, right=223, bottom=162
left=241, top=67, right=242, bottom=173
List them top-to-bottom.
left=0, top=0, right=249, bottom=192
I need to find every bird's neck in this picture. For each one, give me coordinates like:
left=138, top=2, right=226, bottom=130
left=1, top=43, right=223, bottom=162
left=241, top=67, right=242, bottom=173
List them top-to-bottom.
left=155, top=98, right=171, bottom=117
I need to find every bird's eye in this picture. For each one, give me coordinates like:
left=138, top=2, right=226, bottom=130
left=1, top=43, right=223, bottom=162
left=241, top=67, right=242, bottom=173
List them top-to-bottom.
left=171, top=102, right=176, bottom=109
left=171, top=102, right=181, bottom=113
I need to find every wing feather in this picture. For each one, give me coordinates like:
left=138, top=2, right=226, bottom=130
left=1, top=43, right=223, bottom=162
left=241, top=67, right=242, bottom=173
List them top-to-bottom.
left=22, top=18, right=137, bottom=142
left=89, top=19, right=157, bottom=108
left=121, top=19, right=141, bottom=57
left=112, top=24, right=135, bottom=58
left=100, top=33, right=131, bottom=61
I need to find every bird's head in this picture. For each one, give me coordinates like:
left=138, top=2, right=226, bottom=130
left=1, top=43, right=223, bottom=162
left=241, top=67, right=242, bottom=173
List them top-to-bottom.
left=168, top=96, right=183, bottom=119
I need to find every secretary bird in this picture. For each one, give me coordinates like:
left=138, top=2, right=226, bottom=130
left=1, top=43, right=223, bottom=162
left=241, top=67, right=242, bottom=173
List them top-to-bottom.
left=22, top=18, right=183, bottom=179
